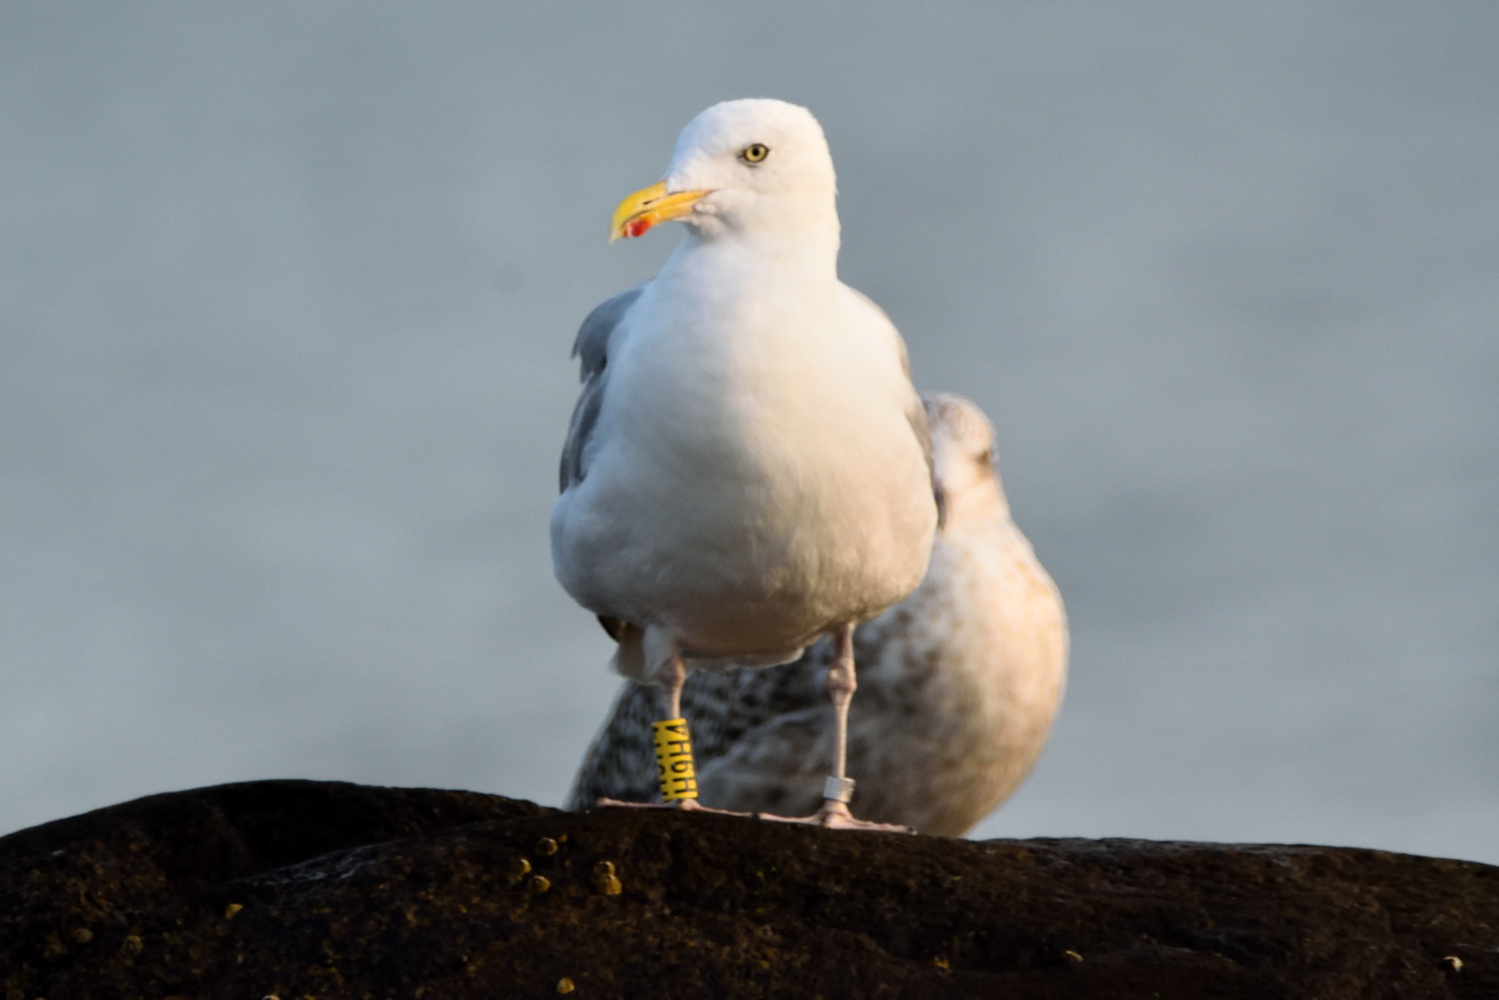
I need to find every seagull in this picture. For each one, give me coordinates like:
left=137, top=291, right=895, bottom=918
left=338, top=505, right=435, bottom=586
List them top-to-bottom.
left=551, top=99, right=939, bottom=829
left=567, top=393, right=1069, bottom=836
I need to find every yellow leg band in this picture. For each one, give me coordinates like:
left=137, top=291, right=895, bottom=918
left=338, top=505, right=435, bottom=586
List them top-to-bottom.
left=653, top=717, right=699, bottom=802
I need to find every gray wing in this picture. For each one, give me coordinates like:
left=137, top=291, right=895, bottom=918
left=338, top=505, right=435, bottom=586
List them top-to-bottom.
left=559, top=283, right=648, bottom=492
left=841, top=284, right=942, bottom=529
left=914, top=393, right=946, bottom=529
left=565, top=642, right=832, bottom=809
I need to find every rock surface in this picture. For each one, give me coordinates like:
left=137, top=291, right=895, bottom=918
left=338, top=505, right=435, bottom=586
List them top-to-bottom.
left=1, top=780, right=1494, bottom=999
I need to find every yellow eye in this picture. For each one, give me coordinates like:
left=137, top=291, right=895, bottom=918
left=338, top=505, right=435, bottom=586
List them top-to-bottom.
left=741, top=143, right=770, bottom=163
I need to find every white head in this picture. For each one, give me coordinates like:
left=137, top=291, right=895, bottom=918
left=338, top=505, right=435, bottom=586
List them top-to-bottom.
left=610, top=99, right=839, bottom=245
left=924, top=393, right=1009, bottom=522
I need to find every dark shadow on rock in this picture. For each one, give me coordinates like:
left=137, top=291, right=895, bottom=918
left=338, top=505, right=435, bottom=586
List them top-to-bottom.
left=2, top=780, right=1494, bottom=999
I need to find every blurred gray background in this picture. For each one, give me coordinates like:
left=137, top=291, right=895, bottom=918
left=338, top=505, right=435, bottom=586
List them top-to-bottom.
left=3, top=3, right=1496, bottom=862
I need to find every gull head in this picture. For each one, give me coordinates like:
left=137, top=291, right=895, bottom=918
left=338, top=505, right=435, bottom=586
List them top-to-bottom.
left=611, top=99, right=838, bottom=243
left=924, top=393, right=1007, bottom=514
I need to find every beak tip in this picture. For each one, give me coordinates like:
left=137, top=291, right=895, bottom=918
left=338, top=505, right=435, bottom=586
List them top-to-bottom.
left=610, top=180, right=704, bottom=244
left=614, top=218, right=655, bottom=241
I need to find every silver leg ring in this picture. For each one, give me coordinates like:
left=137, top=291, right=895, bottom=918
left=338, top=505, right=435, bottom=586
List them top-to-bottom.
left=824, top=775, right=855, bottom=803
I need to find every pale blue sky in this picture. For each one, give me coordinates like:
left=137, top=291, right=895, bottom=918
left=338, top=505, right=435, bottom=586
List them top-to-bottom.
left=2, top=2, right=1495, bottom=862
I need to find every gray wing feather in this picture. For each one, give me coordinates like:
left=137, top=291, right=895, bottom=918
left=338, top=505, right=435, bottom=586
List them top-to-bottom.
left=559, top=283, right=648, bottom=492
left=842, top=285, right=941, bottom=526
left=914, top=393, right=946, bottom=530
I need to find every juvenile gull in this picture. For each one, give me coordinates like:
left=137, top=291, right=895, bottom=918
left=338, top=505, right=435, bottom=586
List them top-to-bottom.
left=552, top=99, right=938, bottom=828
left=568, top=394, right=1069, bottom=835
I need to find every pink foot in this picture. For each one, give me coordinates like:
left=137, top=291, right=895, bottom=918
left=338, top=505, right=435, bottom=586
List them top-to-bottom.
left=594, top=797, right=751, bottom=817
left=757, top=800, right=913, bottom=834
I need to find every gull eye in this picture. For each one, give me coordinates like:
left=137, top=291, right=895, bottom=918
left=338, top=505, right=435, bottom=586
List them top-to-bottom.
left=741, top=143, right=770, bottom=164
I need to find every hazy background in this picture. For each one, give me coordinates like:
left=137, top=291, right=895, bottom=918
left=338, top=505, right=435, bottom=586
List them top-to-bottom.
left=3, top=3, right=1496, bottom=863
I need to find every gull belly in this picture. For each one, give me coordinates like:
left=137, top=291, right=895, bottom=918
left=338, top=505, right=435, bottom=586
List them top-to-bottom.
left=552, top=244, right=933, bottom=664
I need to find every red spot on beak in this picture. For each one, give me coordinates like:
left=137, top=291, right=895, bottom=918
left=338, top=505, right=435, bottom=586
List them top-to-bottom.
left=625, top=218, right=654, bottom=239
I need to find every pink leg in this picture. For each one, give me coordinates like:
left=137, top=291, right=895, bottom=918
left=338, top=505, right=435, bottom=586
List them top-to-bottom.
left=824, top=622, right=857, bottom=814
left=759, top=624, right=911, bottom=833
left=597, top=645, right=746, bottom=815
left=663, top=645, right=686, bottom=722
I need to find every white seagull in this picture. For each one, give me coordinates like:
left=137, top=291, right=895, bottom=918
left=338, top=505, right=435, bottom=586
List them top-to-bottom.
left=551, top=99, right=938, bottom=829
left=567, top=394, right=1069, bottom=836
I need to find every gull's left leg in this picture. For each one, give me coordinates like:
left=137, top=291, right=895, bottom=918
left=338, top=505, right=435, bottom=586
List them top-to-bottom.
left=761, top=623, right=912, bottom=832
left=596, top=643, right=746, bottom=815
left=654, top=648, right=704, bottom=809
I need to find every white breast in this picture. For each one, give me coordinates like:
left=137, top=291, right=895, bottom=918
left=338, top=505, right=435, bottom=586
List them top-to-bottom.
left=551, top=240, right=936, bottom=660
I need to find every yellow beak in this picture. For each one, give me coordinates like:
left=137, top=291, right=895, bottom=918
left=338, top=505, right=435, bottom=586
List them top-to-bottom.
left=610, top=180, right=713, bottom=241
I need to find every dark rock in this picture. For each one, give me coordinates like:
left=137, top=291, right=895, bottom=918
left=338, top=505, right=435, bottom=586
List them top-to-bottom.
left=1, top=780, right=1494, bottom=999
